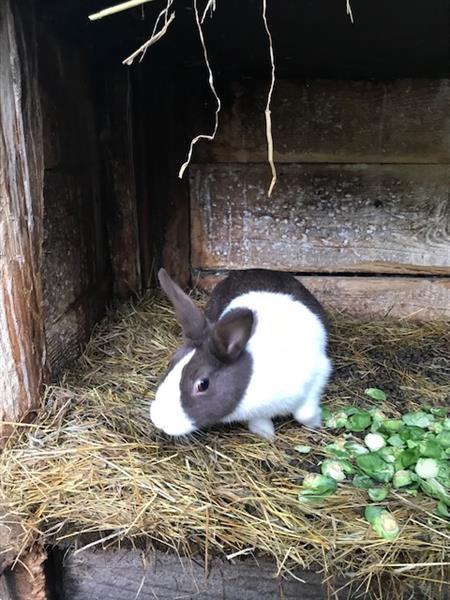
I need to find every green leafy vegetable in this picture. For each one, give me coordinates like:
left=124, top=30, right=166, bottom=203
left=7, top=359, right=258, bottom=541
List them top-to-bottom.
left=365, top=388, right=387, bottom=402
left=346, top=410, right=372, bottom=432
left=324, top=411, right=348, bottom=429
left=402, top=411, right=434, bottom=429
left=380, top=419, right=403, bottom=434
left=399, top=426, right=425, bottom=442
left=437, top=431, right=450, bottom=449
left=364, top=433, right=386, bottom=452
left=387, top=434, right=405, bottom=448
left=418, top=440, right=443, bottom=459
left=345, top=441, right=369, bottom=456
left=295, top=445, right=312, bottom=454
left=395, top=448, right=420, bottom=470
left=356, top=452, right=395, bottom=483
left=415, top=458, right=439, bottom=479
left=321, top=459, right=346, bottom=482
left=393, top=469, right=414, bottom=488
left=298, top=474, right=337, bottom=503
left=353, top=474, right=375, bottom=489
left=419, top=478, right=450, bottom=506
left=368, top=487, right=389, bottom=501
left=436, top=501, right=450, bottom=519
left=364, top=506, right=399, bottom=540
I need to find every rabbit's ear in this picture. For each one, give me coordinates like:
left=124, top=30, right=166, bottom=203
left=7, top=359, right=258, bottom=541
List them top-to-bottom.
left=158, top=269, right=207, bottom=343
left=210, top=309, right=254, bottom=362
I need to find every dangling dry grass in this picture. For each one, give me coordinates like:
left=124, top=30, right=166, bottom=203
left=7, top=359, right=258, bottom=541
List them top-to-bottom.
left=1, top=291, right=449, bottom=599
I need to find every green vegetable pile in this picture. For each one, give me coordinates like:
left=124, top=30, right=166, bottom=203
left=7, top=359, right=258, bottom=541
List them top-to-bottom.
left=298, top=388, right=450, bottom=540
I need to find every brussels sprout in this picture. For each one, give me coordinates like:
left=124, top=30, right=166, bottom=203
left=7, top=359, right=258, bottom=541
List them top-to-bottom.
left=365, top=388, right=387, bottom=402
left=321, top=406, right=332, bottom=421
left=429, top=407, right=448, bottom=418
left=369, top=408, right=387, bottom=432
left=325, top=411, right=349, bottom=429
left=346, top=411, right=372, bottom=432
left=402, top=411, right=434, bottom=429
left=443, top=418, right=450, bottom=430
left=380, top=420, right=403, bottom=434
left=399, top=426, right=425, bottom=442
left=436, top=431, right=450, bottom=449
left=364, top=433, right=386, bottom=452
left=387, top=434, right=405, bottom=448
left=324, top=440, right=349, bottom=458
left=418, top=440, right=443, bottom=459
left=345, top=441, right=370, bottom=456
left=295, top=445, right=312, bottom=454
left=378, top=447, right=400, bottom=464
left=395, top=448, right=420, bottom=470
left=356, top=453, right=395, bottom=483
left=415, top=458, right=439, bottom=479
left=321, top=459, right=355, bottom=482
left=321, top=460, right=346, bottom=482
left=437, top=461, right=450, bottom=488
left=393, top=469, right=414, bottom=488
left=298, top=473, right=337, bottom=503
left=353, top=474, right=375, bottom=489
left=419, top=478, right=450, bottom=506
left=368, top=487, right=389, bottom=501
left=436, top=501, right=450, bottom=519
left=364, top=506, right=399, bottom=540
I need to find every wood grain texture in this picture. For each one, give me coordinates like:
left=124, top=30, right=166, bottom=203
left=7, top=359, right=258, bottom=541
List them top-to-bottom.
left=0, top=0, right=45, bottom=445
left=38, top=32, right=111, bottom=377
left=101, top=69, right=141, bottom=299
left=194, top=79, right=450, bottom=163
left=190, top=164, right=450, bottom=275
left=194, top=274, right=450, bottom=321
left=62, top=548, right=340, bottom=600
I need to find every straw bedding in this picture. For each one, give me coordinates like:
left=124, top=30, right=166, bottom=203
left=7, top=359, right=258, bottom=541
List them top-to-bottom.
left=1, top=291, right=449, bottom=599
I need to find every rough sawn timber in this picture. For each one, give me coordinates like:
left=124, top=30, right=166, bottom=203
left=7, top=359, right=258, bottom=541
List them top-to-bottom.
left=0, top=0, right=45, bottom=445
left=194, top=79, right=450, bottom=164
left=190, top=164, right=450, bottom=275
left=194, top=274, right=450, bottom=321
left=62, top=548, right=339, bottom=600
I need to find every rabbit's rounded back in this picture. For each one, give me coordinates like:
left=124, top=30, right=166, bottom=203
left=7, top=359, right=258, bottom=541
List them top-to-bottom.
left=150, top=269, right=331, bottom=438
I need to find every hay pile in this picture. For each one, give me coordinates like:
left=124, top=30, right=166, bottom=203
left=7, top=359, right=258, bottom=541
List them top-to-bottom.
left=1, top=291, right=449, bottom=599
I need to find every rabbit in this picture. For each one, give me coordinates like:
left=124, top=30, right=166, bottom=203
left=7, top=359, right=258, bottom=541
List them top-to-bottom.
left=150, top=268, right=332, bottom=439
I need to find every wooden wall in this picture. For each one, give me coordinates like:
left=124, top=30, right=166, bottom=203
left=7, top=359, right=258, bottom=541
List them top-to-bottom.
left=0, top=0, right=46, bottom=444
left=191, top=79, right=450, bottom=319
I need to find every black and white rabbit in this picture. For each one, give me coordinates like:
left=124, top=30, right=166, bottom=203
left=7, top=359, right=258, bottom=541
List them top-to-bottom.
left=150, top=268, right=331, bottom=439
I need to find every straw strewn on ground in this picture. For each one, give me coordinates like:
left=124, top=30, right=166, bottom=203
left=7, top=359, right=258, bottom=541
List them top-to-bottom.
left=1, top=291, right=449, bottom=599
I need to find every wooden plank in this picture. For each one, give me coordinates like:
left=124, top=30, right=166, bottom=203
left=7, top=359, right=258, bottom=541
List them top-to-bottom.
left=0, top=0, right=45, bottom=445
left=38, top=31, right=112, bottom=377
left=101, top=69, right=141, bottom=299
left=193, top=79, right=450, bottom=163
left=190, top=164, right=450, bottom=275
left=194, top=274, right=450, bottom=321
left=62, top=548, right=341, bottom=600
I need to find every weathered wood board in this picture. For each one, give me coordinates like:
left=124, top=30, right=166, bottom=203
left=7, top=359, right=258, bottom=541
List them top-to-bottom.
left=0, top=0, right=45, bottom=444
left=38, top=31, right=111, bottom=376
left=194, top=79, right=450, bottom=163
left=190, top=164, right=450, bottom=275
left=194, top=274, right=450, bottom=321
left=61, top=548, right=341, bottom=600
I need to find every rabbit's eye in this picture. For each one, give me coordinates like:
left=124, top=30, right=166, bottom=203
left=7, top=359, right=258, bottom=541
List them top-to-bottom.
left=195, top=378, right=209, bottom=393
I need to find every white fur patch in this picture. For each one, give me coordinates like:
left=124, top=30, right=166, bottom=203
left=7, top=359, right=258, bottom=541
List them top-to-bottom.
left=220, top=291, right=329, bottom=425
left=150, top=349, right=195, bottom=436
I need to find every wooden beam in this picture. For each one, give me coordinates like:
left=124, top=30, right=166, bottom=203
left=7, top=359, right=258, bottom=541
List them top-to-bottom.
left=0, top=0, right=45, bottom=445
left=194, top=79, right=450, bottom=164
left=190, top=164, right=450, bottom=275
left=194, top=273, right=450, bottom=321
left=62, top=547, right=334, bottom=600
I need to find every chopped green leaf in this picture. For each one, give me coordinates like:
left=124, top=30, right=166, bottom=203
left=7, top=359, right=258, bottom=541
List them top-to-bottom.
left=365, top=388, right=387, bottom=402
left=429, top=407, right=448, bottom=418
left=346, top=410, right=372, bottom=432
left=324, top=411, right=348, bottom=429
left=402, top=411, right=434, bottom=429
left=380, top=419, right=403, bottom=434
left=399, top=426, right=425, bottom=442
left=437, top=431, right=450, bottom=449
left=387, top=434, right=405, bottom=448
left=323, top=440, right=349, bottom=458
left=418, top=440, right=443, bottom=459
left=345, top=441, right=370, bottom=456
left=295, top=445, right=312, bottom=454
left=395, top=448, right=420, bottom=470
left=356, top=452, right=395, bottom=483
left=321, top=459, right=346, bottom=482
left=393, top=469, right=414, bottom=488
left=353, top=474, right=376, bottom=489
left=419, top=478, right=450, bottom=506
left=368, top=487, right=389, bottom=501
left=436, top=501, right=450, bottom=519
